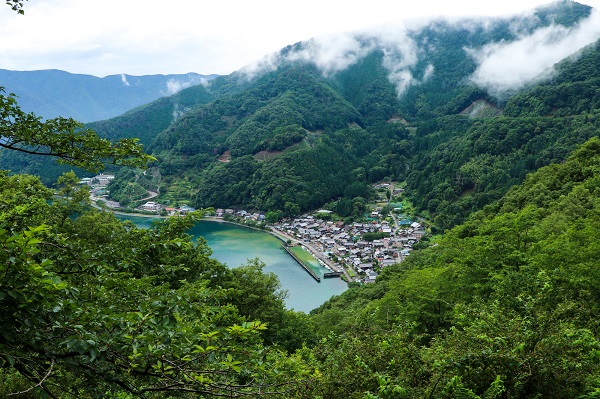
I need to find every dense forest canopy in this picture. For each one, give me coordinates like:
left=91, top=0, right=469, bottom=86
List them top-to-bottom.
left=304, top=137, right=600, bottom=398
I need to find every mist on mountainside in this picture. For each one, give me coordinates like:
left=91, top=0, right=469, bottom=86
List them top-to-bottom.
left=242, top=1, right=600, bottom=98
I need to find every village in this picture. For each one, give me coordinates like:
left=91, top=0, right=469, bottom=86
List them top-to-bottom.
left=81, top=173, right=197, bottom=216
left=82, top=174, right=428, bottom=284
left=198, top=183, right=428, bottom=285
left=268, top=207, right=426, bottom=284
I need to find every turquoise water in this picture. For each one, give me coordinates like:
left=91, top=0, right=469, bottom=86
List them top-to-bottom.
left=118, top=215, right=347, bottom=312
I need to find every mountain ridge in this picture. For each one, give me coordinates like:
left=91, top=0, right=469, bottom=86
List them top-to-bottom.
left=0, top=68, right=218, bottom=122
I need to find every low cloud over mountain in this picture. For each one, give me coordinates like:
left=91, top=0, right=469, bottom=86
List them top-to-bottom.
left=242, top=3, right=600, bottom=98
left=468, top=9, right=600, bottom=94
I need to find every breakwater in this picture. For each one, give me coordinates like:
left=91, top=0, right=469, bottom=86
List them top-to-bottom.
left=283, top=245, right=321, bottom=282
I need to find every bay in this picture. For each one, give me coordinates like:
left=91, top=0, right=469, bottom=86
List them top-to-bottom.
left=118, top=215, right=347, bottom=312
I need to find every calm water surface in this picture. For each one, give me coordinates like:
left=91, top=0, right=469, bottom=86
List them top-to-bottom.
left=119, top=215, right=347, bottom=312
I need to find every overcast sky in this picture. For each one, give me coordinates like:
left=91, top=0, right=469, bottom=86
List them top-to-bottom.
left=0, top=0, right=598, bottom=77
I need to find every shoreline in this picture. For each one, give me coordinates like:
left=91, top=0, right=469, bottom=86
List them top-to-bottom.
left=90, top=201, right=167, bottom=219
left=98, top=206, right=348, bottom=284
left=109, top=209, right=168, bottom=219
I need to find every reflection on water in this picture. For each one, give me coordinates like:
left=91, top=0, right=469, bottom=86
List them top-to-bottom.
left=118, top=215, right=347, bottom=312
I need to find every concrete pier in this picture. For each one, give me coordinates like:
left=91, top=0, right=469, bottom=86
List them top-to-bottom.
left=283, top=245, right=321, bottom=282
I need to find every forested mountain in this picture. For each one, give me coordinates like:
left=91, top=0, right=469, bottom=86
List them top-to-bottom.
left=98, top=0, right=598, bottom=231
left=1, top=1, right=599, bottom=231
left=407, top=36, right=600, bottom=229
left=0, top=69, right=217, bottom=122
left=87, top=82, right=216, bottom=151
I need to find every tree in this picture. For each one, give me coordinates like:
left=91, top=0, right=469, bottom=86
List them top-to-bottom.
left=5, top=0, right=27, bottom=14
left=0, top=7, right=311, bottom=392
left=0, top=88, right=154, bottom=172
left=352, top=197, right=367, bottom=218
left=335, top=198, right=352, bottom=217
left=284, top=201, right=300, bottom=217
left=266, top=210, right=284, bottom=224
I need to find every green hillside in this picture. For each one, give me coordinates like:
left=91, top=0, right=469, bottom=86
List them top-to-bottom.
left=105, top=0, right=596, bottom=231
left=1, top=2, right=595, bottom=231
left=407, top=38, right=600, bottom=229
left=0, top=80, right=215, bottom=184
left=88, top=82, right=215, bottom=148
left=303, top=136, right=600, bottom=398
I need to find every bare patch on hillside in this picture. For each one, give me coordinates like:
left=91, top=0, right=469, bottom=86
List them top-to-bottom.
left=461, top=100, right=502, bottom=119
left=387, top=116, right=409, bottom=125
left=253, top=142, right=308, bottom=160
left=218, top=150, right=231, bottom=163
left=254, top=150, right=282, bottom=160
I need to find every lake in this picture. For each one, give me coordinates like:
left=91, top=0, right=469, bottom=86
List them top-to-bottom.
left=118, top=215, right=348, bottom=312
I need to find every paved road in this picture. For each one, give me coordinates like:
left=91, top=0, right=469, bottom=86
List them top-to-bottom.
left=138, top=191, right=158, bottom=201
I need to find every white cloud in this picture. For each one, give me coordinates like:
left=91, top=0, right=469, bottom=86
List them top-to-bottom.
left=4, top=0, right=596, bottom=77
left=232, top=4, right=600, bottom=99
left=467, top=9, right=600, bottom=95
left=241, top=24, right=423, bottom=96
left=375, top=25, right=420, bottom=96
left=287, top=33, right=375, bottom=76
left=239, top=52, right=281, bottom=81
left=422, top=64, right=435, bottom=82
left=120, top=73, right=130, bottom=86
left=164, top=75, right=210, bottom=95
left=165, top=79, right=191, bottom=95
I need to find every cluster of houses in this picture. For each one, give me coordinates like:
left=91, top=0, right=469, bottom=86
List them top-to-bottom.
left=80, top=173, right=115, bottom=188
left=80, top=173, right=115, bottom=194
left=81, top=173, right=117, bottom=203
left=81, top=174, right=198, bottom=216
left=82, top=175, right=424, bottom=284
left=138, top=201, right=196, bottom=216
left=215, top=208, right=266, bottom=222
left=271, top=212, right=426, bottom=283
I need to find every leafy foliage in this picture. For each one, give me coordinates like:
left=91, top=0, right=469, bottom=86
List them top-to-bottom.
left=5, top=0, right=26, bottom=14
left=0, top=88, right=154, bottom=172
left=305, top=138, right=600, bottom=398
left=0, top=171, right=313, bottom=397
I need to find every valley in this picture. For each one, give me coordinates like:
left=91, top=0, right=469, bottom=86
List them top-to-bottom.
left=94, top=169, right=427, bottom=291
